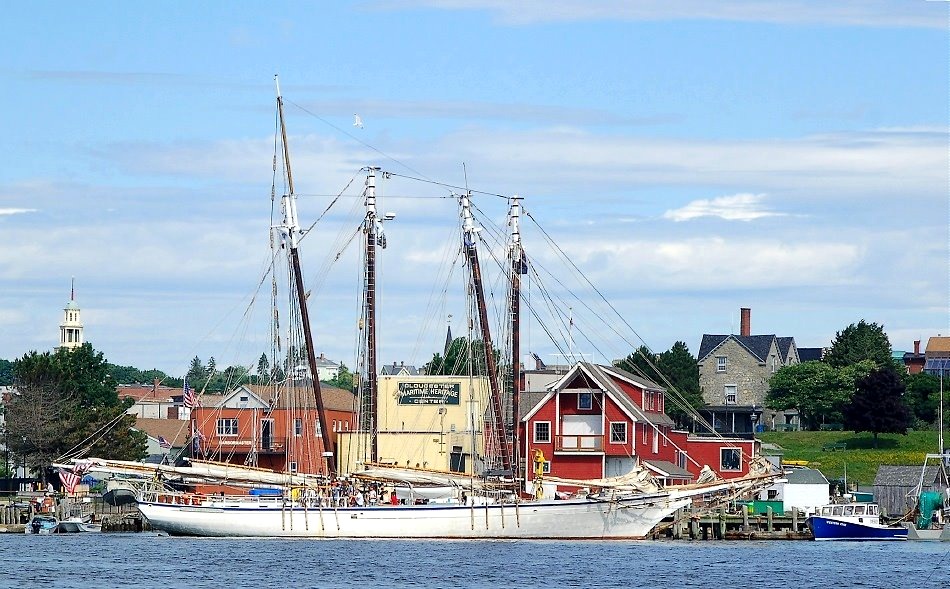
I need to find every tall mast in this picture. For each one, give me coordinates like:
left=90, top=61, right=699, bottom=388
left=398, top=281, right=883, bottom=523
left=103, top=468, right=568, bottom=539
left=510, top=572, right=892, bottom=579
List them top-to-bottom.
left=275, top=76, right=336, bottom=477
left=363, top=167, right=380, bottom=463
left=460, top=192, right=511, bottom=473
left=508, top=196, right=523, bottom=479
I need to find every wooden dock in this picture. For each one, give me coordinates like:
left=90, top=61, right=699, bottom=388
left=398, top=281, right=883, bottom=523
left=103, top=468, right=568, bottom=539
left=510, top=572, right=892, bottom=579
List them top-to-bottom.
left=653, top=507, right=813, bottom=540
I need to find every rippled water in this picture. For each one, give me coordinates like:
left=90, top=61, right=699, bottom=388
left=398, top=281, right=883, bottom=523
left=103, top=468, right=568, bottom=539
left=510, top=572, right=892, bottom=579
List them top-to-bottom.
left=2, top=534, right=949, bottom=589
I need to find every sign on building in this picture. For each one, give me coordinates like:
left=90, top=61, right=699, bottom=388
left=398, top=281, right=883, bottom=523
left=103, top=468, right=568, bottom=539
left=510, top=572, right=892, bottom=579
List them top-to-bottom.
left=397, top=382, right=460, bottom=405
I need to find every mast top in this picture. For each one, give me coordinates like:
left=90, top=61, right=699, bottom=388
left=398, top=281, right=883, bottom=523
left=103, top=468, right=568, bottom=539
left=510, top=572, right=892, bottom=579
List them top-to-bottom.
left=459, top=192, right=481, bottom=245
left=508, top=195, right=522, bottom=249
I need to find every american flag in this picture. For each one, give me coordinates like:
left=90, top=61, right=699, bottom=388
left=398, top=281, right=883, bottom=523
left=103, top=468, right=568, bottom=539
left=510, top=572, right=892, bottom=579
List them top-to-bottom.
left=183, top=379, right=198, bottom=409
left=158, top=435, right=171, bottom=449
left=58, top=468, right=81, bottom=495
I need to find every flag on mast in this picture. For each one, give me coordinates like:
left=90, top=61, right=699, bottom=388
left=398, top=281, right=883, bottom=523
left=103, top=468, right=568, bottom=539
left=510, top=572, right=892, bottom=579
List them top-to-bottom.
left=183, top=378, right=198, bottom=409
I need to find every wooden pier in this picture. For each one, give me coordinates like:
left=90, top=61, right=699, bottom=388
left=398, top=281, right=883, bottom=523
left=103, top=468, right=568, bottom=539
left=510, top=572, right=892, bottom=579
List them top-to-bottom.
left=654, top=507, right=813, bottom=540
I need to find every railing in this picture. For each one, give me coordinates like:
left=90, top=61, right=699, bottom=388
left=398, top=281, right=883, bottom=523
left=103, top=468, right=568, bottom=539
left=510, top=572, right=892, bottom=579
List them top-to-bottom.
left=555, top=435, right=604, bottom=452
left=210, top=436, right=290, bottom=453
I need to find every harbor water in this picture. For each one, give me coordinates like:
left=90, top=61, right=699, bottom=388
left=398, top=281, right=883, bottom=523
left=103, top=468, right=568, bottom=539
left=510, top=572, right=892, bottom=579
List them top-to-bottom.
left=2, top=534, right=948, bottom=588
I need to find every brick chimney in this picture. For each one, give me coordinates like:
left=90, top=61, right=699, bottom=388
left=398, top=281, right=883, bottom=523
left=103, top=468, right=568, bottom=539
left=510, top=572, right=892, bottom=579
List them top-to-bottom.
left=740, top=307, right=751, bottom=337
left=914, top=340, right=921, bottom=355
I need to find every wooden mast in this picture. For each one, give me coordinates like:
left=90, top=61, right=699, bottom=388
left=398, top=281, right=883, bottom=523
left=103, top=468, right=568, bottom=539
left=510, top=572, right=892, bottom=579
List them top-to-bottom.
left=275, top=77, right=336, bottom=477
left=363, top=167, right=380, bottom=463
left=459, top=192, right=511, bottom=473
left=508, top=196, right=523, bottom=480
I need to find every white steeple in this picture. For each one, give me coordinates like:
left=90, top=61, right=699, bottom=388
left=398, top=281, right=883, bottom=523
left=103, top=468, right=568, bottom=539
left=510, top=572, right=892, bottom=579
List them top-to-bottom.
left=59, top=277, right=84, bottom=350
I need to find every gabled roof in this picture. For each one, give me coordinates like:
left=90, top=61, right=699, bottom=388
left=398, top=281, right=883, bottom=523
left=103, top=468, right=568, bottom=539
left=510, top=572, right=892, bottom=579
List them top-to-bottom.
left=698, top=334, right=777, bottom=363
left=776, top=337, right=795, bottom=362
left=926, top=337, right=950, bottom=354
left=798, top=348, right=824, bottom=362
left=313, top=356, right=339, bottom=368
left=521, top=362, right=673, bottom=427
left=380, top=363, right=419, bottom=376
left=228, top=383, right=358, bottom=413
left=118, top=384, right=179, bottom=403
left=518, top=391, right=548, bottom=421
left=132, top=418, right=190, bottom=448
left=643, top=459, right=693, bottom=480
left=874, top=465, right=942, bottom=487
left=785, top=468, right=829, bottom=485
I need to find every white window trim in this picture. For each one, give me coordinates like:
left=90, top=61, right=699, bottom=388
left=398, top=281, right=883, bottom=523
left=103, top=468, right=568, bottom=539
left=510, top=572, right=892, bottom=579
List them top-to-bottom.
left=716, top=356, right=727, bottom=373
left=724, top=384, right=738, bottom=405
left=578, top=392, right=593, bottom=410
left=217, top=418, right=238, bottom=437
left=294, top=418, right=303, bottom=437
left=534, top=421, right=552, bottom=444
left=609, top=421, right=627, bottom=444
left=652, top=427, right=659, bottom=454
left=720, top=447, right=742, bottom=472
left=288, top=461, right=298, bottom=473
left=541, top=461, right=551, bottom=474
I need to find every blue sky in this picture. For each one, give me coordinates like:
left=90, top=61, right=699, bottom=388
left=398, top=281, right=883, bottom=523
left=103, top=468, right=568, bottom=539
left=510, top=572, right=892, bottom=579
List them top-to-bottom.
left=1, top=1, right=947, bottom=376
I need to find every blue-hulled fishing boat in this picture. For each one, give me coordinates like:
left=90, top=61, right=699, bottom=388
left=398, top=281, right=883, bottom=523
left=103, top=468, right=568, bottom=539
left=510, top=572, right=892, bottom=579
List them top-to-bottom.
left=806, top=501, right=907, bottom=541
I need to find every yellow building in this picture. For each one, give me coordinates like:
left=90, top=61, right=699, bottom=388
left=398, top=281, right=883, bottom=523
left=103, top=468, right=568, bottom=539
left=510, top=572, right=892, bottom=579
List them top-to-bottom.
left=337, top=374, right=491, bottom=476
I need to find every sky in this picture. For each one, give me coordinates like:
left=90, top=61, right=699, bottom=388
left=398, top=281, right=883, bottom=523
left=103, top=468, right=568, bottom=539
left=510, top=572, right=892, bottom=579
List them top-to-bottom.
left=1, top=1, right=948, bottom=377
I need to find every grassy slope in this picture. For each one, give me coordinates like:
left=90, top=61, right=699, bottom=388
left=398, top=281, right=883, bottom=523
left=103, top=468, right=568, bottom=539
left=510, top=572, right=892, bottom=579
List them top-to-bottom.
left=758, top=430, right=939, bottom=486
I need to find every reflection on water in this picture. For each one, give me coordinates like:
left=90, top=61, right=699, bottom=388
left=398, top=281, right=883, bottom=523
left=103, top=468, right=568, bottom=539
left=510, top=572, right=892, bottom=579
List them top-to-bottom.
left=3, top=534, right=949, bottom=589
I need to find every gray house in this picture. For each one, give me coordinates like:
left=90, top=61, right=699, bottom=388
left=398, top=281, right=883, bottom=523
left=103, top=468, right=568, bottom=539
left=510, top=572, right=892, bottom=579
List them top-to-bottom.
left=697, top=308, right=800, bottom=434
left=873, top=465, right=948, bottom=517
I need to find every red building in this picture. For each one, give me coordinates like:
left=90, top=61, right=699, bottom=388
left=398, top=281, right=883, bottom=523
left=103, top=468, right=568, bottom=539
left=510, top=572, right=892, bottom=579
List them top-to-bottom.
left=521, top=363, right=759, bottom=491
left=191, top=382, right=357, bottom=475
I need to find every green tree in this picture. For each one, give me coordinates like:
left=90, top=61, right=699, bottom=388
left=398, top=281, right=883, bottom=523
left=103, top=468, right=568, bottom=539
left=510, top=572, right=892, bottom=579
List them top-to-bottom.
left=824, top=320, right=892, bottom=369
left=425, top=337, right=499, bottom=376
left=616, top=342, right=703, bottom=428
left=6, top=344, right=146, bottom=477
left=257, top=353, right=270, bottom=379
left=187, top=356, right=206, bottom=383
left=0, top=358, right=13, bottom=386
left=767, top=361, right=853, bottom=430
left=326, top=362, right=354, bottom=391
left=106, top=363, right=172, bottom=385
left=204, top=365, right=250, bottom=393
left=843, top=365, right=912, bottom=447
left=904, top=372, right=941, bottom=426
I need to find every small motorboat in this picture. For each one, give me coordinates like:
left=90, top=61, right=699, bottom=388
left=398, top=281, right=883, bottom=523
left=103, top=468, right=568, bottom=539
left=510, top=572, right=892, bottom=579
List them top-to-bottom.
left=806, top=501, right=907, bottom=541
left=25, top=515, right=60, bottom=535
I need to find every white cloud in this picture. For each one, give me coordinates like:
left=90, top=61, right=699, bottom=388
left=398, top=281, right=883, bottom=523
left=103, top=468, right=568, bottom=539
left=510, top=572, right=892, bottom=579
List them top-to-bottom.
left=371, top=0, right=946, bottom=28
left=421, top=126, right=946, bottom=201
left=663, top=193, right=785, bottom=222
left=0, top=208, right=37, bottom=216
left=553, top=236, right=864, bottom=291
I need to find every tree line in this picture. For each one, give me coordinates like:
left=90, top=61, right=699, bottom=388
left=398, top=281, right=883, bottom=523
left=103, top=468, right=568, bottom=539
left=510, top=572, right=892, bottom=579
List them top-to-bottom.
left=766, top=320, right=943, bottom=445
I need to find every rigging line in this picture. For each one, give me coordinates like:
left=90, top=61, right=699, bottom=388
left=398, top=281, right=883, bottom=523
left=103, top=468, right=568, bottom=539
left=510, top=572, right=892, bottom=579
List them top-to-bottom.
left=285, top=98, right=431, bottom=182
left=297, top=170, right=362, bottom=241
left=385, top=171, right=509, bottom=200
left=297, top=193, right=456, bottom=200
left=524, top=209, right=657, bottom=361
left=523, top=214, right=729, bottom=442
left=406, top=220, right=463, bottom=366
left=57, top=406, right=130, bottom=461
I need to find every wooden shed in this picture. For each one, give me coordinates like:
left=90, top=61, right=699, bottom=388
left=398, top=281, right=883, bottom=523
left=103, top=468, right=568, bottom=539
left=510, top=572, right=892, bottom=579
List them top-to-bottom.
left=873, top=465, right=947, bottom=518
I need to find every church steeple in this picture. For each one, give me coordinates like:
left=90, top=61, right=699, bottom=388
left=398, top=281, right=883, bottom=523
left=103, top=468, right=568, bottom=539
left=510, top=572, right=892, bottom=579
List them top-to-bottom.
left=59, top=277, right=84, bottom=350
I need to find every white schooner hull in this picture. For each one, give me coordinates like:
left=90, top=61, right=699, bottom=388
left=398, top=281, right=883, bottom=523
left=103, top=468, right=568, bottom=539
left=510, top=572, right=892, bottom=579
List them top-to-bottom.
left=138, top=493, right=692, bottom=539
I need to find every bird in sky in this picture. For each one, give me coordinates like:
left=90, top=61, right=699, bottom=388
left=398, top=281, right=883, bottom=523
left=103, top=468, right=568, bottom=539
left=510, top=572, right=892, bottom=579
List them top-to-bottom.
left=353, top=114, right=364, bottom=129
